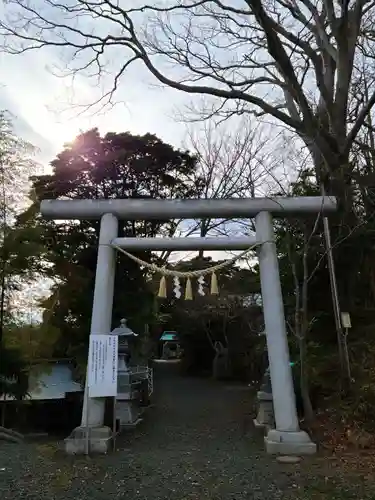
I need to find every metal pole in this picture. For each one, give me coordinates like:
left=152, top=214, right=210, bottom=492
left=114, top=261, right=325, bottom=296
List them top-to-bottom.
left=319, top=183, right=350, bottom=382
left=255, top=211, right=300, bottom=432
left=322, top=215, right=345, bottom=377
left=343, top=327, right=351, bottom=381
left=85, top=388, right=90, bottom=456
left=112, top=396, right=117, bottom=452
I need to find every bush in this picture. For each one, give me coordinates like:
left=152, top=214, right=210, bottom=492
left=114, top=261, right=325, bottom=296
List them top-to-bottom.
left=0, top=345, right=29, bottom=400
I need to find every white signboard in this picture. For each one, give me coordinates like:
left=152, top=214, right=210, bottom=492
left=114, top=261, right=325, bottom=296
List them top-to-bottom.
left=341, top=312, right=352, bottom=329
left=88, top=335, right=118, bottom=397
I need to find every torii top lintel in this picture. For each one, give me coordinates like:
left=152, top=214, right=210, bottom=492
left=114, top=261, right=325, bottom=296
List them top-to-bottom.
left=40, top=196, right=337, bottom=220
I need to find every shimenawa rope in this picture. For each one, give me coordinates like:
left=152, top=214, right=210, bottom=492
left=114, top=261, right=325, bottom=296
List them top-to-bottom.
left=113, top=242, right=261, bottom=300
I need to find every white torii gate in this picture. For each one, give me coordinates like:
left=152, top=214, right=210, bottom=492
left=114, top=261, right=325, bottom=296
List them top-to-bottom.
left=41, top=196, right=337, bottom=455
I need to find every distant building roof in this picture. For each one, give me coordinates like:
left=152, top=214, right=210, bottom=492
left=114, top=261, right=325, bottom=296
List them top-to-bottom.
left=160, top=331, right=178, bottom=342
left=2, top=362, right=83, bottom=402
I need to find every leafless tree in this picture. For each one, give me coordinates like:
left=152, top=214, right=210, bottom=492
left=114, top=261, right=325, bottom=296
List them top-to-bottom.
left=1, top=0, right=375, bottom=209
left=348, top=64, right=375, bottom=216
left=159, top=116, right=280, bottom=261
left=182, top=118, right=280, bottom=241
left=187, top=119, right=269, bottom=200
left=286, top=224, right=317, bottom=424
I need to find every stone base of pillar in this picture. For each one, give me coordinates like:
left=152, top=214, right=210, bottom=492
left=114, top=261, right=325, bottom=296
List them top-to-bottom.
left=253, top=390, right=274, bottom=430
left=116, top=400, right=142, bottom=427
left=64, top=425, right=113, bottom=455
left=265, top=429, right=317, bottom=456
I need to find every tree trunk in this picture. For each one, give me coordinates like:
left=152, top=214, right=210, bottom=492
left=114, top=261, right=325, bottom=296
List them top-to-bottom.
left=198, top=219, right=209, bottom=258
left=0, top=261, right=6, bottom=347
left=298, top=335, right=314, bottom=424
left=1, top=397, right=5, bottom=427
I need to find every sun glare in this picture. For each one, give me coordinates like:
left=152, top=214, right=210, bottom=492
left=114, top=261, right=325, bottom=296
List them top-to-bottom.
left=44, top=120, right=88, bottom=154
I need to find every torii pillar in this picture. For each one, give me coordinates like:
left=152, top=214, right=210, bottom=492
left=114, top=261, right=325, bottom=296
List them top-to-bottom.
left=67, top=213, right=118, bottom=454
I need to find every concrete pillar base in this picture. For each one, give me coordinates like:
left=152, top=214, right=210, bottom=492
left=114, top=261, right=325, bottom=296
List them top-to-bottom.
left=64, top=425, right=113, bottom=455
left=265, top=429, right=317, bottom=456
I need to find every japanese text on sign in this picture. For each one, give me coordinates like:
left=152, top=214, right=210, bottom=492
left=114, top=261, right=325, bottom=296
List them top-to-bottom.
left=88, top=335, right=118, bottom=397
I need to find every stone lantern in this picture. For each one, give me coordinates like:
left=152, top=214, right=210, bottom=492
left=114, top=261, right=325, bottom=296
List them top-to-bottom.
left=111, top=318, right=138, bottom=372
left=111, top=319, right=150, bottom=427
left=253, top=331, right=275, bottom=430
left=254, top=361, right=296, bottom=430
left=253, top=366, right=275, bottom=429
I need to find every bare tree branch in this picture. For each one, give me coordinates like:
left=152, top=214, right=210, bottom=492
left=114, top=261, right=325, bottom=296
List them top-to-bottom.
left=1, top=0, right=375, bottom=192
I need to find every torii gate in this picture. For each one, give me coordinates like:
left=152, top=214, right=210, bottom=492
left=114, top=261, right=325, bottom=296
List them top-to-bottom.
left=41, top=196, right=336, bottom=456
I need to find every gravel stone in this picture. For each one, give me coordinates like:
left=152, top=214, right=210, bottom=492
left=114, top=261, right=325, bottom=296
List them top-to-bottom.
left=0, top=362, right=298, bottom=499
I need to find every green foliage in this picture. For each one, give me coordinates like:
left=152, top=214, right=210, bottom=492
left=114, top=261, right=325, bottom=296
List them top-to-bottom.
left=15, top=129, right=200, bottom=365
left=4, top=322, right=60, bottom=365
left=0, top=344, right=29, bottom=399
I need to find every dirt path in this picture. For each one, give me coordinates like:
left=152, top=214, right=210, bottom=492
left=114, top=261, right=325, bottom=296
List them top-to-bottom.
left=0, top=361, right=371, bottom=499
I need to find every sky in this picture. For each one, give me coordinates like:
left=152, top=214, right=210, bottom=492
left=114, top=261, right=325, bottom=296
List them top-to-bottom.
left=0, top=47, right=190, bottom=168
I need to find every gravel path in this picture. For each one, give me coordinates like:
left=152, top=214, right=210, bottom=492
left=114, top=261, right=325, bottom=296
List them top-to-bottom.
left=0, top=361, right=304, bottom=499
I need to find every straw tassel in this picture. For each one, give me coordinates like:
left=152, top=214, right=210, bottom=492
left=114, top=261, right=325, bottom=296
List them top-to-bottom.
left=210, top=272, right=219, bottom=295
left=158, top=276, right=167, bottom=298
left=185, top=277, right=193, bottom=300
